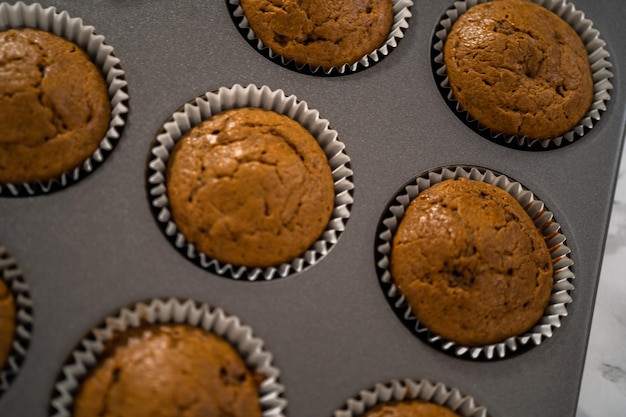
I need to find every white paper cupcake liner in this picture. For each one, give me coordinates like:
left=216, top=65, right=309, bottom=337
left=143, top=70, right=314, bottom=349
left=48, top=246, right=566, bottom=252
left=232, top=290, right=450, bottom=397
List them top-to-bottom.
left=228, top=0, right=413, bottom=76
left=431, top=0, right=613, bottom=149
left=0, top=1, right=129, bottom=196
left=147, top=84, right=354, bottom=281
left=375, top=165, right=574, bottom=360
left=0, top=245, right=34, bottom=397
left=49, top=297, right=286, bottom=417
left=334, top=379, right=488, bottom=417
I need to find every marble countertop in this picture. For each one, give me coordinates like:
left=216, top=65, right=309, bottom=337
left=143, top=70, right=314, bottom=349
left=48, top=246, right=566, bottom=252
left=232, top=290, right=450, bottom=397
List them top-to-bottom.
left=577, top=143, right=626, bottom=417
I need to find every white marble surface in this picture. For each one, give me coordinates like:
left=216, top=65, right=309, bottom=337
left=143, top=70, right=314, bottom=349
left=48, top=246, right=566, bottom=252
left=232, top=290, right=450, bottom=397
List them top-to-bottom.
left=577, top=144, right=626, bottom=417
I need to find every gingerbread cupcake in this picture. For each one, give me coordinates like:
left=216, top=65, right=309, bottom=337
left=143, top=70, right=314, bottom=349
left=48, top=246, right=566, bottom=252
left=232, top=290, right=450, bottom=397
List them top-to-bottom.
left=229, top=0, right=414, bottom=75
left=432, top=0, right=612, bottom=148
left=0, top=3, right=128, bottom=196
left=147, top=84, right=354, bottom=280
left=167, top=107, right=335, bottom=269
left=375, top=166, right=574, bottom=359
left=0, top=245, right=33, bottom=397
left=50, top=298, right=286, bottom=417
left=73, top=324, right=263, bottom=417
left=334, top=379, right=487, bottom=417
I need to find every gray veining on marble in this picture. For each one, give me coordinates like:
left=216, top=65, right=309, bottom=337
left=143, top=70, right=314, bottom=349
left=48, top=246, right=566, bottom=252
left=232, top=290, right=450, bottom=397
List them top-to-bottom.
left=577, top=145, right=626, bottom=417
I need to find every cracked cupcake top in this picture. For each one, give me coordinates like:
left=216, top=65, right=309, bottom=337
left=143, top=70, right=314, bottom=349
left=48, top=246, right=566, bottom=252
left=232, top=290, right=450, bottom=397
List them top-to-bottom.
left=239, top=0, right=393, bottom=70
left=443, top=0, right=593, bottom=140
left=0, top=28, right=110, bottom=184
left=166, top=107, right=335, bottom=268
left=391, top=178, right=553, bottom=346
left=0, top=279, right=15, bottom=371
left=73, top=324, right=263, bottom=417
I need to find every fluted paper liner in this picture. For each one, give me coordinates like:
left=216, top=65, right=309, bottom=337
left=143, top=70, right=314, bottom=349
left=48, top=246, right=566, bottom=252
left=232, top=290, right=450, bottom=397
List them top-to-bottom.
left=228, top=0, right=414, bottom=76
left=432, top=0, right=613, bottom=149
left=0, top=1, right=129, bottom=196
left=147, top=84, right=354, bottom=281
left=375, top=166, right=574, bottom=360
left=0, top=245, right=34, bottom=397
left=49, top=298, right=286, bottom=417
left=334, top=379, right=488, bottom=417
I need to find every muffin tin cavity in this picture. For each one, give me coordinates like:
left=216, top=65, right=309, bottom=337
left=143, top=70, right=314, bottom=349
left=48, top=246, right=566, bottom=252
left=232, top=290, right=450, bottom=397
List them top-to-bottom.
left=227, top=0, right=414, bottom=76
left=431, top=0, right=613, bottom=150
left=0, top=1, right=129, bottom=196
left=146, top=84, right=354, bottom=281
left=375, top=166, right=574, bottom=360
left=49, top=298, right=286, bottom=417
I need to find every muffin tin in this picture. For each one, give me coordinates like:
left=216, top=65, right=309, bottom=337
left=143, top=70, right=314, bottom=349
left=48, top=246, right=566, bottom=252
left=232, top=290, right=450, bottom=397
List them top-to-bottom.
left=0, top=1, right=624, bottom=416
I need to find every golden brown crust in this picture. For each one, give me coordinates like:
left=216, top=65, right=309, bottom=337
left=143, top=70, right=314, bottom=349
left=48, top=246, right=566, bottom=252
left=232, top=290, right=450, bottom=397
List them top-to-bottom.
left=239, top=0, right=393, bottom=70
left=443, top=0, right=593, bottom=139
left=0, top=28, right=110, bottom=184
left=167, top=107, right=335, bottom=268
left=391, top=178, right=553, bottom=346
left=0, top=279, right=15, bottom=370
left=73, top=324, right=262, bottom=417
left=363, top=400, right=461, bottom=417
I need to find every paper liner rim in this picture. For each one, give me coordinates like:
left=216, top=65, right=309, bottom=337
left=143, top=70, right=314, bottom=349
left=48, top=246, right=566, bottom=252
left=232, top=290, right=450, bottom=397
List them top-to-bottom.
left=374, top=165, right=575, bottom=360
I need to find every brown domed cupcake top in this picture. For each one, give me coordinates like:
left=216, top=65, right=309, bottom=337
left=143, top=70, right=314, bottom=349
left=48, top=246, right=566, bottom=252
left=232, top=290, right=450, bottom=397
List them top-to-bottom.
left=239, top=0, right=394, bottom=70
left=443, top=0, right=593, bottom=140
left=0, top=28, right=110, bottom=184
left=167, top=107, right=335, bottom=268
left=391, top=178, right=553, bottom=346
left=0, top=279, right=15, bottom=370
left=73, top=324, right=262, bottom=417
left=363, top=400, right=461, bottom=417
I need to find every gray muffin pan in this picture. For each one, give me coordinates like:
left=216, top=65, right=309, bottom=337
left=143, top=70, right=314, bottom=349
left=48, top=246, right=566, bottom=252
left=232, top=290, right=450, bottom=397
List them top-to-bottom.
left=1, top=1, right=624, bottom=416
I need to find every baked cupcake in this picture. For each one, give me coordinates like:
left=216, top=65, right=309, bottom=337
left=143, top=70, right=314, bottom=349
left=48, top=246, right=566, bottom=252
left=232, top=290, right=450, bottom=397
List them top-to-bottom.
left=229, top=0, right=414, bottom=74
left=433, top=0, right=613, bottom=149
left=443, top=0, right=592, bottom=140
left=0, top=2, right=129, bottom=196
left=0, top=28, right=111, bottom=184
left=146, top=84, right=354, bottom=281
left=166, top=107, right=335, bottom=269
left=376, top=166, right=574, bottom=359
left=391, top=178, right=553, bottom=347
left=0, top=245, right=33, bottom=396
left=0, top=279, right=15, bottom=372
left=49, top=298, right=286, bottom=417
left=73, top=324, right=263, bottom=417
left=334, top=379, right=488, bottom=417
left=363, top=400, right=461, bottom=417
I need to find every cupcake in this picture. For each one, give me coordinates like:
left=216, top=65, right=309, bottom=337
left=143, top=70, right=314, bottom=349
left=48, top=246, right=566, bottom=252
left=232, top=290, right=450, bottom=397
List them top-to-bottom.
left=229, top=0, right=414, bottom=75
left=433, top=0, right=613, bottom=148
left=443, top=0, right=592, bottom=140
left=0, top=3, right=128, bottom=196
left=0, top=28, right=110, bottom=185
left=147, top=84, right=354, bottom=280
left=166, top=107, right=335, bottom=269
left=375, top=166, right=574, bottom=359
left=391, top=178, right=553, bottom=347
left=0, top=245, right=33, bottom=396
left=0, top=279, right=15, bottom=373
left=49, top=298, right=286, bottom=417
left=73, top=324, right=263, bottom=417
left=334, top=379, right=488, bottom=417
left=363, top=400, right=461, bottom=417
